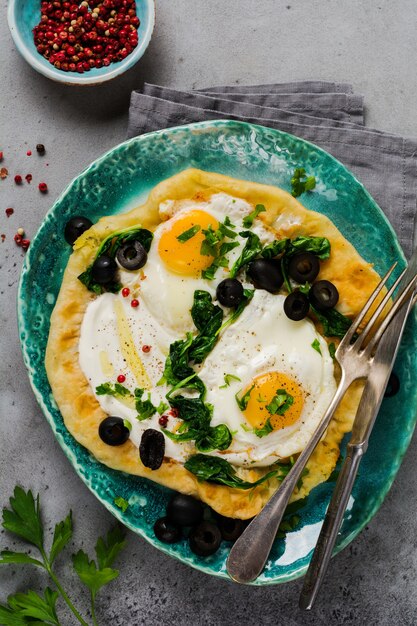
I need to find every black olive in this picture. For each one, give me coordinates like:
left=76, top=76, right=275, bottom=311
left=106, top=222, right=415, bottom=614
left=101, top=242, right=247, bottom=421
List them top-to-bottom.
left=64, top=216, right=93, bottom=246
left=116, top=240, right=147, bottom=271
left=288, top=252, right=320, bottom=284
left=91, top=255, right=118, bottom=284
left=247, top=258, right=284, bottom=293
left=216, top=278, right=244, bottom=308
left=309, top=280, right=339, bottom=311
left=284, top=291, right=310, bottom=321
left=384, top=372, right=400, bottom=397
left=98, top=416, right=130, bottom=446
left=139, top=428, right=165, bottom=470
left=167, top=493, right=204, bottom=527
left=216, top=515, right=246, bottom=542
left=154, top=516, right=182, bottom=544
left=189, top=521, right=222, bottom=556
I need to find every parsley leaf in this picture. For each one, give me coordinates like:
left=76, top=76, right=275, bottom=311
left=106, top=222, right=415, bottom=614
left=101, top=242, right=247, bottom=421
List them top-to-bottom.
left=290, top=168, right=316, bottom=198
left=242, top=204, right=266, bottom=228
left=176, top=224, right=201, bottom=242
left=311, top=339, right=322, bottom=355
left=219, top=373, right=241, bottom=388
left=96, top=382, right=130, bottom=398
left=235, top=384, right=255, bottom=411
left=134, top=388, right=157, bottom=420
left=266, top=389, right=294, bottom=416
left=253, top=418, right=274, bottom=438
left=2, top=487, right=43, bottom=550
left=114, top=496, right=129, bottom=513
left=49, top=511, right=73, bottom=565
left=72, top=550, right=119, bottom=598
left=6, top=588, right=59, bottom=625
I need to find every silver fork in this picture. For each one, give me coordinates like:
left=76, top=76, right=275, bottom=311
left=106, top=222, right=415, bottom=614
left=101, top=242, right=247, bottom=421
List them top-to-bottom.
left=227, top=263, right=417, bottom=584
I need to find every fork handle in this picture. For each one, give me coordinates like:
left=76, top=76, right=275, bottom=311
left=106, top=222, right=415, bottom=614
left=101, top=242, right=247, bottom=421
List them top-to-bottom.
left=227, top=376, right=351, bottom=584
left=299, top=443, right=364, bottom=610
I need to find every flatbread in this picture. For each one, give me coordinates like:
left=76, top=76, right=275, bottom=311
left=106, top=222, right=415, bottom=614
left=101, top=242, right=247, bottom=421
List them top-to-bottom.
left=45, top=168, right=381, bottom=519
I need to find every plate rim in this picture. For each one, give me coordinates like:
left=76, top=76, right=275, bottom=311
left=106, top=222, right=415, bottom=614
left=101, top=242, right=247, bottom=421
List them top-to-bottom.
left=17, top=118, right=415, bottom=585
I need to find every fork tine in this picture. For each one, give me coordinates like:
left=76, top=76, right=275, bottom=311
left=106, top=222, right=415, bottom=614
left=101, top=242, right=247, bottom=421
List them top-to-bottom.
left=339, top=262, right=398, bottom=348
left=353, top=267, right=407, bottom=351
left=364, top=273, right=417, bottom=354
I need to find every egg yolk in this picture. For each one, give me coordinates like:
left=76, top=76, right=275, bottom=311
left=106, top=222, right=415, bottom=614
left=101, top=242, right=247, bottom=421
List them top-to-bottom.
left=158, top=210, right=219, bottom=276
left=243, top=371, right=304, bottom=431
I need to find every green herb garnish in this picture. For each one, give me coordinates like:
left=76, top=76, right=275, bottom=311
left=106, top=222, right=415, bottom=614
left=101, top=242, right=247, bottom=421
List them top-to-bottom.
left=290, top=168, right=316, bottom=198
left=242, top=204, right=266, bottom=228
left=176, top=224, right=201, bottom=242
left=230, top=231, right=263, bottom=278
left=287, top=236, right=330, bottom=260
left=261, top=238, right=289, bottom=259
left=311, top=306, right=352, bottom=339
left=311, top=339, right=322, bottom=355
left=328, top=342, right=336, bottom=359
left=220, top=373, right=241, bottom=389
left=96, top=382, right=130, bottom=398
left=235, top=384, right=255, bottom=411
left=134, top=388, right=157, bottom=421
left=266, top=389, right=294, bottom=416
left=156, top=401, right=169, bottom=415
left=253, top=418, right=274, bottom=438
left=123, top=419, right=132, bottom=432
left=184, top=454, right=279, bottom=490
left=0, top=486, right=127, bottom=626
left=114, top=496, right=129, bottom=513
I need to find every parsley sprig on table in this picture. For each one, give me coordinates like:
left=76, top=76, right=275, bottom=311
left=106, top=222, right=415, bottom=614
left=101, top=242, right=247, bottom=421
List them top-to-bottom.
left=0, top=486, right=127, bottom=626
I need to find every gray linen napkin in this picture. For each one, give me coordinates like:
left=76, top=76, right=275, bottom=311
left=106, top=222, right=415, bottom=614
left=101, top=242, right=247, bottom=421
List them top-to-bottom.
left=127, top=81, right=417, bottom=258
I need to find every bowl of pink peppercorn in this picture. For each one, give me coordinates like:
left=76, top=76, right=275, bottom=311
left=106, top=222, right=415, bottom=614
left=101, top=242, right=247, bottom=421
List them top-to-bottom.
left=7, top=0, right=155, bottom=85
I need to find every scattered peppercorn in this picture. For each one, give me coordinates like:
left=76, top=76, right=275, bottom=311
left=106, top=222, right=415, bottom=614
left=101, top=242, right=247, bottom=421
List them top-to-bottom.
left=33, top=0, right=140, bottom=74
left=36, top=144, right=45, bottom=155
left=26, top=150, right=32, bottom=156
left=0, top=152, right=3, bottom=161
left=0, top=168, right=8, bottom=179
left=25, top=174, right=33, bottom=183
left=14, top=175, right=22, bottom=185
left=38, top=182, right=48, bottom=193
left=5, top=208, right=14, bottom=218
left=14, top=233, right=23, bottom=246
left=1, top=234, right=5, bottom=242
left=21, top=239, right=30, bottom=250
left=121, top=287, right=130, bottom=297
left=131, top=299, right=139, bottom=308
left=142, top=345, right=151, bottom=353
left=117, top=374, right=126, bottom=383
left=170, top=408, right=179, bottom=418
left=158, top=415, right=169, bottom=427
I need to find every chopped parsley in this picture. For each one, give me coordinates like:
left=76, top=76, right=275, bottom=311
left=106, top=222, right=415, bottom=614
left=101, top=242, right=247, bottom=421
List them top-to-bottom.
left=290, top=168, right=316, bottom=198
left=242, top=204, right=266, bottom=228
left=176, top=224, right=201, bottom=242
left=311, top=339, right=322, bottom=355
left=328, top=342, right=336, bottom=359
left=220, top=373, right=241, bottom=389
left=96, top=382, right=130, bottom=398
left=235, top=384, right=255, bottom=411
left=134, top=388, right=157, bottom=421
left=266, top=389, right=294, bottom=416
left=156, top=401, right=169, bottom=415
left=254, top=418, right=274, bottom=438
left=123, top=419, right=132, bottom=432
left=114, top=496, right=129, bottom=512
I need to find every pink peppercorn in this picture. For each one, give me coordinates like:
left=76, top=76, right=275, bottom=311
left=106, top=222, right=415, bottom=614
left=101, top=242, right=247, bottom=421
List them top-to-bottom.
left=14, top=175, right=22, bottom=184
left=39, top=182, right=48, bottom=192
left=121, top=287, right=130, bottom=297
left=131, top=299, right=139, bottom=308
left=117, top=374, right=126, bottom=383
left=158, top=415, right=168, bottom=427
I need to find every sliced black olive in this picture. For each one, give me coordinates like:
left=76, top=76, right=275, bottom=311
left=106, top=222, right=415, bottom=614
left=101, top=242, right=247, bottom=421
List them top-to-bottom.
left=64, top=216, right=93, bottom=246
left=116, top=240, right=147, bottom=271
left=288, top=252, right=320, bottom=284
left=91, top=254, right=118, bottom=284
left=247, top=258, right=284, bottom=293
left=216, top=278, right=244, bottom=308
left=309, top=280, right=339, bottom=311
left=284, top=291, right=310, bottom=321
left=384, top=372, right=400, bottom=397
left=98, top=416, right=130, bottom=446
left=139, top=428, right=165, bottom=470
left=167, top=493, right=204, bottom=527
left=216, top=515, right=246, bottom=542
left=154, top=516, right=182, bottom=544
left=189, top=521, right=222, bottom=556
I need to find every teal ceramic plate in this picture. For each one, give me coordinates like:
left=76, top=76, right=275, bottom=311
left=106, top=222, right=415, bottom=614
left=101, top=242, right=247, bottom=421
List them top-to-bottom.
left=18, top=120, right=417, bottom=584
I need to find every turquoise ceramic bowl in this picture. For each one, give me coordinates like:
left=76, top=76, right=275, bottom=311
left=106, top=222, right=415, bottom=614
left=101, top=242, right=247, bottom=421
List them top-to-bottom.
left=7, top=0, right=155, bottom=85
left=18, top=120, right=417, bottom=584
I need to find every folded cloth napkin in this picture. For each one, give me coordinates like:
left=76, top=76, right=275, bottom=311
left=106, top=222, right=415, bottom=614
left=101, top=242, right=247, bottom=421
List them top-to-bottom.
left=128, top=81, right=417, bottom=258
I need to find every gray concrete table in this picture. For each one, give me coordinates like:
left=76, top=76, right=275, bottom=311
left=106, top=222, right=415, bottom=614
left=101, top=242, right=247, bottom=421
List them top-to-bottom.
left=1, top=1, right=417, bottom=624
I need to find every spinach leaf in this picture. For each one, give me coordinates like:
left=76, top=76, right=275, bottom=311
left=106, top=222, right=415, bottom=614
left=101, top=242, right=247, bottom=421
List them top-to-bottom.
left=290, top=168, right=316, bottom=198
left=78, top=226, right=153, bottom=294
left=230, top=231, right=263, bottom=278
left=287, top=236, right=330, bottom=260
left=261, top=238, right=289, bottom=259
left=218, top=288, right=254, bottom=334
left=311, top=306, right=352, bottom=339
left=195, top=424, right=232, bottom=452
left=184, top=454, right=278, bottom=489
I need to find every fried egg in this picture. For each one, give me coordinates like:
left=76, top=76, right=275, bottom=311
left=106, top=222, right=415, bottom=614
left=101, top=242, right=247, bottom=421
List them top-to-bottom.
left=79, top=194, right=336, bottom=468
